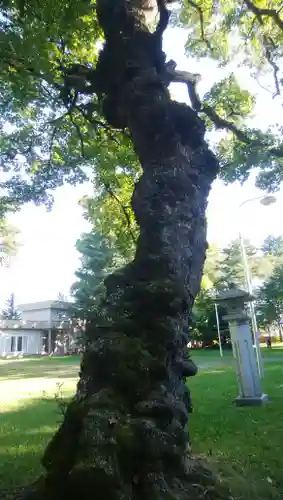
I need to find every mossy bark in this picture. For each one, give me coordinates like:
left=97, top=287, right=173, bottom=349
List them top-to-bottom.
left=20, top=1, right=225, bottom=499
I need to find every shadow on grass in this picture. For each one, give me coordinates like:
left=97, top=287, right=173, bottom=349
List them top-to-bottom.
left=0, top=356, right=81, bottom=381
left=1, top=357, right=283, bottom=498
left=188, top=361, right=283, bottom=499
left=0, top=369, right=79, bottom=381
left=0, top=398, right=67, bottom=489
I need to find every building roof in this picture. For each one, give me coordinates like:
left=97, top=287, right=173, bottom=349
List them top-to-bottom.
left=18, top=300, right=73, bottom=311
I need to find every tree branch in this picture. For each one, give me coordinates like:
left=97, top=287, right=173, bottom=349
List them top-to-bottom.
left=184, top=0, right=282, bottom=97
left=186, top=0, right=213, bottom=51
left=243, top=0, right=283, bottom=31
left=243, top=4, right=281, bottom=96
left=263, top=40, right=280, bottom=97
left=3, top=57, right=62, bottom=91
left=167, top=63, right=283, bottom=158
left=166, top=65, right=201, bottom=86
left=202, top=103, right=283, bottom=157
left=76, top=105, right=121, bottom=146
left=68, top=112, right=86, bottom=158
left=47, top=126, right=58, bottom=168
left=103, top=183, right=137, bottom=245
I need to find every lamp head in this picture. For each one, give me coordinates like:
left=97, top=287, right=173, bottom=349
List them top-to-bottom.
left=260, top=195, right=276, bottom=206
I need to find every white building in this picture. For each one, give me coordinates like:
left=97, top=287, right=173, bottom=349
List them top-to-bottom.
left=0, top=300, right=77, bottom=357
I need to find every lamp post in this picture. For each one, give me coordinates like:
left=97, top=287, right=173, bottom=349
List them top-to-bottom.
left=238, top=195, right=276, bottom=378
left=207, top=289, right=223, bottom=358
left=214, top=302, right=223, bottom=357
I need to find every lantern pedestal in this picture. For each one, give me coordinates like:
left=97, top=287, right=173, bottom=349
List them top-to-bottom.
left=216, top=287, right=268, bottom=407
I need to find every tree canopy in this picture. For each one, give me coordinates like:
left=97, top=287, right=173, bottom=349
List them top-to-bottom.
left=0, top=0, right=139, bottom=217
left=1, top=0, right=283, bottom=221
left=176, top=0, right=283, bottom=190
left=261, top=235, right=283, bottom=258
left=0, top=293, right=21, bottom=319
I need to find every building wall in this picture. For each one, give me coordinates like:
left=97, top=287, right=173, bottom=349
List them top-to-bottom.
left=20, top=307, right=70, bottom=328
left=21, top=308, right=52, bottom=325
left=0, top=329, right=43, bottom=356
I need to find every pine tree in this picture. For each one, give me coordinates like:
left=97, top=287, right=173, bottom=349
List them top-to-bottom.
left=71, top=232, right=125, bottom=318
left=1, top=293, right=21, bottom=320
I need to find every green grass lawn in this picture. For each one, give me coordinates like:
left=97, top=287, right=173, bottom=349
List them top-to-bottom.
left=0, top=351, right=282, bottom=499
left=189, top=355, right=283, bottom=499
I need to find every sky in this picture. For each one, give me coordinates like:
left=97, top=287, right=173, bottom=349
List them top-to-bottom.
left=1, top=26, right=283, bottom=308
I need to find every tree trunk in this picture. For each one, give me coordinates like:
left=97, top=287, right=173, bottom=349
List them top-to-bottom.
left=21, top=1, right=223, bottom=499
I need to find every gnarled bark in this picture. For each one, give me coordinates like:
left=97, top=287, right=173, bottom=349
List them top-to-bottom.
left=20, top=1, right=225, bottom=499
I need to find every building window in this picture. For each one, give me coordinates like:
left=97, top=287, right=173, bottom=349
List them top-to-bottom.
left=10, top=336, right=28, bottom=353
left=10, top=336, right=16, bottom=352
left=18, top=336, right=22, bottom=351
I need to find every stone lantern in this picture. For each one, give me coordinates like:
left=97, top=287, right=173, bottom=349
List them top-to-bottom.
left=216, top=286, right=268, bottom=406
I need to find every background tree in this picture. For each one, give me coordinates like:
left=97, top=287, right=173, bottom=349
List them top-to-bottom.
left=79, top=172, right=138, bottom=263
left=0, top=219, right=19, bottom=266
left=71, top=231, right=126, bottom=318
left=259, top=235, right=283, bottom=278
left=261, top=235, right=283, bottom=258
left=193, top=236, right=283, bottom=344
left=209, top=237, right=279, bottom=290
left=215, top=238, right=259, bottom=288
left=202, top=243, right=222, bottom=286
left=256, top=265, right=283, bottom=340
left=191, top=288, right=228, bottom=346
left=57, top=292, right=69, bottom=302
left=1, top=293, right=21, bottom=320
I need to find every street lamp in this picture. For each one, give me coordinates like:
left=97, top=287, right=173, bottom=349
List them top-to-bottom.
left=239, top=194, right=276, bottom=378
left=207, top=289, right=223, bottom=358
left=214, top=302, right=223, bottom=357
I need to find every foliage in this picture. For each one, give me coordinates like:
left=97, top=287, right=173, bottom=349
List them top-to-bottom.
left=0, top=0, right=139, bottom=215
left=1, top=0, right=283, bottom=219
left=175, top=0, right=283, bottom=190
left=80, top=167, right=139, bottom=261
left=0, top=218, right=19, bottom=265
left=71, top=231, right=126, bottom=318
left=193, top=234, right=283, bottom=341
left=209, top=235, right=282, bottom=290
left=257, top=235, right=283, bottom=282
left=261, top=235, right=283, bottom=258
left=203, top=238, right=266, bottom=290
left=216, top=238, right=260, bottom=288
left=203, top=244, right=223, bottom=286
left=192, top=246, right=226, bottom=342
left=256, top=264, right=283, bottom=336
left=191, top=288, right=228, bottom=344
left=1, top=293, right=21, bottom=319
